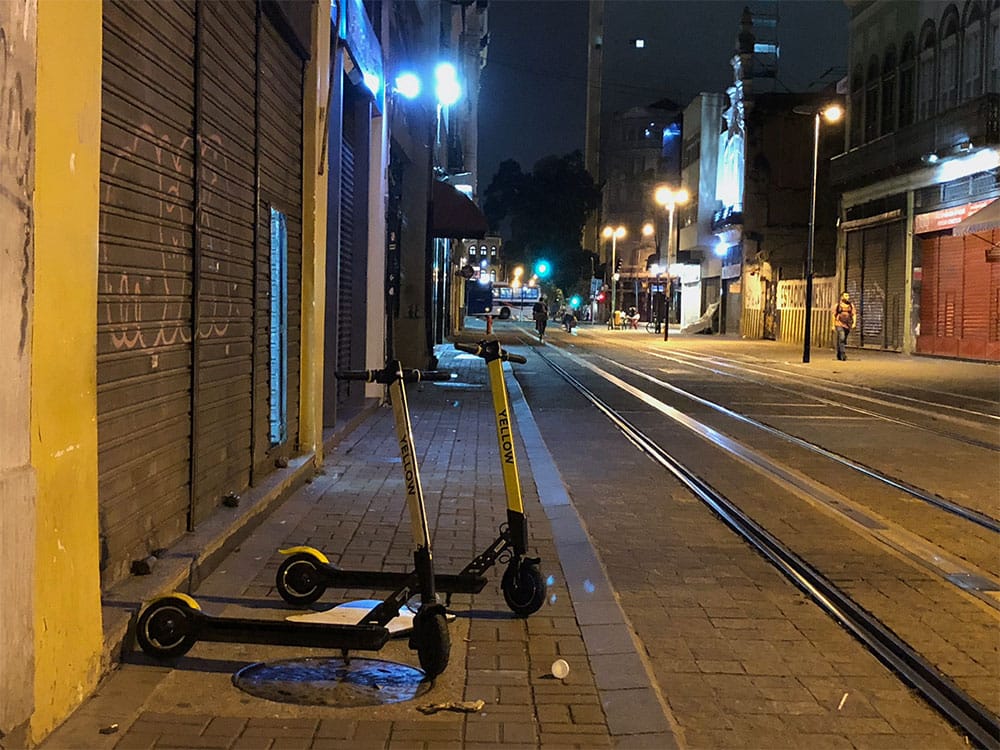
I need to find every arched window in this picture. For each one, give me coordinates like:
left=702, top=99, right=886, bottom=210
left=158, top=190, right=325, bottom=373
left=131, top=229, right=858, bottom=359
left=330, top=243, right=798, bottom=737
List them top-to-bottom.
left=989, top=1, right=1000, bottom=91
left=962, top=2, right=984, bottom=99
left=938, top=7, right=960, bottom=111
left=917, top=21, right=937, bottom=120
left=899, top=36, right=916, bottom=126
left=881, top=46, right=897, bottom=134
left=865, top=55, right=880, bottom=141
left=850, top=63, right=864, bottom=146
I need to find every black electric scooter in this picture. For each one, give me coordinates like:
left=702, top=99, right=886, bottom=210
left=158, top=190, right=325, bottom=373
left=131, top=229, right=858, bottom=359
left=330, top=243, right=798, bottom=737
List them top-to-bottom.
left=274, top=340, right=547, bottom=616
left=134, top=361, right=452, bottom=677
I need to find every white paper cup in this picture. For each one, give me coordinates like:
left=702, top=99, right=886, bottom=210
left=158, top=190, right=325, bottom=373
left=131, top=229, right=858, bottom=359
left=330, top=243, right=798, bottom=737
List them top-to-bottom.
left=551, top=659, right=570, bottom=679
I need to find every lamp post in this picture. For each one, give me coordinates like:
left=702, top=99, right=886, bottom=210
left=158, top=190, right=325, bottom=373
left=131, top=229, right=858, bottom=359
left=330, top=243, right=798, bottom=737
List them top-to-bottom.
left=795, top=102, right=843, bottom=363
left=654, top=186, right=689, bottom=340
left=602, top=225, right=626, bottom=322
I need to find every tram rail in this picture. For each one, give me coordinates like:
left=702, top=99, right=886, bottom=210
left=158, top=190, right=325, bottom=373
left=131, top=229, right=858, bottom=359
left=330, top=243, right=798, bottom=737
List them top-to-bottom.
left=528, top=343, right=1000, bottom=749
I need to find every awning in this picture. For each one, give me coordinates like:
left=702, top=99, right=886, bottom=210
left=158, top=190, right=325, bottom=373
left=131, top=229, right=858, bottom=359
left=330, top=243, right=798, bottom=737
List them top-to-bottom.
left=431, top=180, right=488, bottom=239
left=951, top=198, right=1000, bottom=236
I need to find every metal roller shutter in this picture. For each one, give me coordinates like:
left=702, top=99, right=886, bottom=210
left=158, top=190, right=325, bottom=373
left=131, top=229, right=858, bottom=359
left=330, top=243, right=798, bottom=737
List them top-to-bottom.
left=98, top=0, right=196, bottom=585
left=192, top=0, right=257, bottom=524
left=254, top=15, right=304, bottom=469
left=337, top=134, right=355, bottom=407
left=885, top=221, right=905, bottom=350
left=860, top=224, right=887, bottom=348
left=844, top=229, right=863, bottom=348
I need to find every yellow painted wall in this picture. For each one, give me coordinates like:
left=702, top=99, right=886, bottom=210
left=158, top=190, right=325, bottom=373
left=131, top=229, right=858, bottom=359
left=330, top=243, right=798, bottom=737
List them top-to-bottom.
left=31, top=0, right=103, bottom=742
left=298, top=1, right=330, bottom=459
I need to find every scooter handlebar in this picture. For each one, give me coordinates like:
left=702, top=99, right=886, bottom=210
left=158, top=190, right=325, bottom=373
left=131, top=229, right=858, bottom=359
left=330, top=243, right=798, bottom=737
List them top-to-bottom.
left=454, top=342, right=527, bottom=364
left=335, top=368, right=454, bottom=384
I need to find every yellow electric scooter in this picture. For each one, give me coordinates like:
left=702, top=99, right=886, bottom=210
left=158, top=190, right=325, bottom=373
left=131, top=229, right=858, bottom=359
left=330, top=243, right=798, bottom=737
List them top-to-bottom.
left=274, top=340, right=547, bottom=616
left=134, top=361, right=452, bottom=677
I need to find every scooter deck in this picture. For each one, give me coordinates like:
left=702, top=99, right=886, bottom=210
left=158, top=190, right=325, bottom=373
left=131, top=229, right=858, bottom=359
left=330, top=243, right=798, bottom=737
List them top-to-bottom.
left=192, top=611, right=391, bottom=651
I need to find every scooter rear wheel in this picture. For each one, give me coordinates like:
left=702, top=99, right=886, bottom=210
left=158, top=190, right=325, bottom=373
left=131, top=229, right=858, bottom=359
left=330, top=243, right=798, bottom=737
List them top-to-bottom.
left=275, top=552, right=327, bottom=605
left=501, top=560, right=547, bottom=617
left=136, top=597, right=198, bottom=658
left=412, top=607, right=450, bottom=678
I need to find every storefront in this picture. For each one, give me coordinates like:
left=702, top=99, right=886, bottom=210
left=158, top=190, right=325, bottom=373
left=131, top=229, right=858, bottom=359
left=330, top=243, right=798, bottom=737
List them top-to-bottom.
left=915, top=198, right=1000, bottom=361
left=843, top=218, right=907, bottom=351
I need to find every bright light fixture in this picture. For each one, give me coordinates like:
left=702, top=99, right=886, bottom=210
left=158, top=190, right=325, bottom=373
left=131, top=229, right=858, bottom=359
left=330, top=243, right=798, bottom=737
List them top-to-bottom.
left=434, top=62, right=461, bottom=106
left=394, top=72, right=421, bottom=99
left=822, top=104, right=844, bottom=123
left=642, top=222, right=654, bottom=236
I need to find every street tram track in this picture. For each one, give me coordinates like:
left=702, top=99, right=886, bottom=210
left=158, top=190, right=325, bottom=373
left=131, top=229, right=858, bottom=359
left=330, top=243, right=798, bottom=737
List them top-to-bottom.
left=525, top=341, right=1000, bottom=749
left=643, top=347, right=1000, bottom=453
left=594, top=352, right=1000, bottom=535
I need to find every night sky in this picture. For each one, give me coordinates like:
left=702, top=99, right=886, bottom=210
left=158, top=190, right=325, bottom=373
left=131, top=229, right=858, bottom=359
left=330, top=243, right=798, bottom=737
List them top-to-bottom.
left=478, top=0, right=851, bottom=186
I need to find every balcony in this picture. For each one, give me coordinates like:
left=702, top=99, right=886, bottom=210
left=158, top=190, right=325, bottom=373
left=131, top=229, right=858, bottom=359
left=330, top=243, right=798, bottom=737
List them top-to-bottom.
left=830, top=94, right=999, bottom=190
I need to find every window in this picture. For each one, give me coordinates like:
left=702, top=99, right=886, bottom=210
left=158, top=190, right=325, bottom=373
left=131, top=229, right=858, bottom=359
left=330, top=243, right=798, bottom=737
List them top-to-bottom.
left=962, top=11, right=983, bottom=100
left=938, top=13, right=959, bottom=112
left=917, top=23, right=936, bottom=120
left=898, top=37, right=916, bottom=127
left=881, top=46, right=897, bottom=135
left=865, top=55, right=880, bottom=141
left=850, top=64, right=864, bottom=146
left=269, top=207, right=288, bottom=446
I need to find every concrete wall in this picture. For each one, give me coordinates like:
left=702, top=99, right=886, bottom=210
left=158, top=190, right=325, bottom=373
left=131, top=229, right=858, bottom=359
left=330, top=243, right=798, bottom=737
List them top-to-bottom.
left=1, top=1, right=38, bottom=745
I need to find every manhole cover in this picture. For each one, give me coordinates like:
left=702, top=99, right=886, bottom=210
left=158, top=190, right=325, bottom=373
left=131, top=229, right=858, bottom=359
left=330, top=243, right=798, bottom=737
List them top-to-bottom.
left=233, top=657, right=431, bottom=707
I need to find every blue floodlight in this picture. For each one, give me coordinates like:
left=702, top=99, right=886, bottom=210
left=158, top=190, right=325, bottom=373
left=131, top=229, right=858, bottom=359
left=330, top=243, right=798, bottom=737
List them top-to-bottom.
left=434, top=62, right=461, bottom=107
left=394, top=72, right=422, bottom=99
left=715, top=241, right=728, bottom=257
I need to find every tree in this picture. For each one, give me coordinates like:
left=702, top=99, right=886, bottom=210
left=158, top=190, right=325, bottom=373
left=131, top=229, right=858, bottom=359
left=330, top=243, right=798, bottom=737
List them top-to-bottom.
left=483, top=151, right=601, bottom=296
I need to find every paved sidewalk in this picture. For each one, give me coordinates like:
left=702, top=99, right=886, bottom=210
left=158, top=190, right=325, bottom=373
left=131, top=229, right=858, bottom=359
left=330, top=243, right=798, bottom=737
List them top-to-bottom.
left=41, top=340, right=676, bottom=750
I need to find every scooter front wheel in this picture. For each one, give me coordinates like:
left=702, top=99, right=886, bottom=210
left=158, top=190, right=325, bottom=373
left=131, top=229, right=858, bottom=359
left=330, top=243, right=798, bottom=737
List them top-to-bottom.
left=275, top=552, right=328, bottom=605
left=501, top=559, right=547, bottom=617
left=136, top=596, right=198, bottom=659
left=411, top=606, right=450, bottom=678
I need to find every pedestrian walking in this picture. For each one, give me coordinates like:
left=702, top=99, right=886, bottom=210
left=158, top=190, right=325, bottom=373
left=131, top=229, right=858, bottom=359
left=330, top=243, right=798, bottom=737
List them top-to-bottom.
left=832, top=291, right=856, bottom=361
left=532, top=296, right=548, bottom=341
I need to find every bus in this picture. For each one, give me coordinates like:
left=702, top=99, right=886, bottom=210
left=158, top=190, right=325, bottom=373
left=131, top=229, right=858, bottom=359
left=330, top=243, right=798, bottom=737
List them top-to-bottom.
left=492, top=283, right=541, bottom=320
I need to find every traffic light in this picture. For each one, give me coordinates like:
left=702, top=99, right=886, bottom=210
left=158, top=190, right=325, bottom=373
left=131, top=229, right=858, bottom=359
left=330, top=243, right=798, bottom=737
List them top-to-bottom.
left=615, top=257, right=622, bottom=273
left=534, top=259, right=551, bottom=278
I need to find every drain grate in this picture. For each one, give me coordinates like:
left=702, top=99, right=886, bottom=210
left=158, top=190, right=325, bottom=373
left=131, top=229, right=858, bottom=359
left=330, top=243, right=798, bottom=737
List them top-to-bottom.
left=233, top=657, right=431, bottom=707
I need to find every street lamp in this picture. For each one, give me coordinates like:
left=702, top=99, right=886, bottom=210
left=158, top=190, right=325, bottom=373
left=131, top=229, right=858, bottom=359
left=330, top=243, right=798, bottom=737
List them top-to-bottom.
left=795, top=102, right=843, bottom=363
left=654, top=186, right=689, bottom=340
left=654, top=186, right=689, bottom=268
left=602, top=225, right=626, bottom=318
left=512, top=266, right=524, bottom=319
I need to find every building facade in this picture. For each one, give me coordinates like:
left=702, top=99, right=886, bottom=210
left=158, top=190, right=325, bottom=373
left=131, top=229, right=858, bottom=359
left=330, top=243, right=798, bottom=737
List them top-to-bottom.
left=2, top=0, right=488, bottom=744
left=831, top=0, right=1000, bottom=361
left=598, top=101, right=682, bottom=320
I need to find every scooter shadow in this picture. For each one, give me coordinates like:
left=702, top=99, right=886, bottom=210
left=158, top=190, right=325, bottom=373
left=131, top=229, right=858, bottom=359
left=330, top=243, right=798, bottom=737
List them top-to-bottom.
left=123, top=651, right=254, bottom=674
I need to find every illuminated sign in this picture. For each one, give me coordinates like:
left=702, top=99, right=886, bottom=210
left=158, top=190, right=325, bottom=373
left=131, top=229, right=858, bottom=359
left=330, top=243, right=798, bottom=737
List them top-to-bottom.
left=913, top=198, right=997, bottom=234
